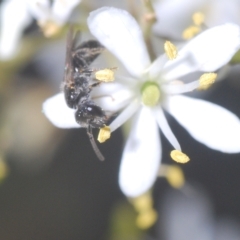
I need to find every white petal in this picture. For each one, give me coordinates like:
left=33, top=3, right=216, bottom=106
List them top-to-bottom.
left=0, top=0, right=31, bottom=60
left=27, top=0, right=50, bottom=22
left=52, top=0, right=81, bottom=24
left=153, top=0, right=206, bottom=39
left=206, top=0, right=240, bottom=26
left=88, top=7, right=151, bottom=77
left=163, top=23, right=240, bottom=80
left=148, top=54, right=168, bottom=79
left=91, top=82, right=134, bottom=112
left=42, top=93, right=80, bottom=128
left=166, top=95, right=240, bottom=153
left=119, top=107, right=161, bottom=197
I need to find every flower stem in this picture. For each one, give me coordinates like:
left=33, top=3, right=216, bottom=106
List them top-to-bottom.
left=140, top=0, right=157, bottom=61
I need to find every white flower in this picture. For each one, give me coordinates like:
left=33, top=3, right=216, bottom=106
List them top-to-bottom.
left=0, top=0, right=81, bottom=60
left=0, top=0, right=31, bottom=60
left=28, top=0, right=81, bottom=37
left=153, top=0, right=240, bottom=40
left=43, top=7, right=240, bottom=198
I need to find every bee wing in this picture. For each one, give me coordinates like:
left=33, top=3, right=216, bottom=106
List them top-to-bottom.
left=64, top=25, right=74, bottom=86
left=73, top=29, right=81, bottom=49
left=73, top=40, right=105, bottom=69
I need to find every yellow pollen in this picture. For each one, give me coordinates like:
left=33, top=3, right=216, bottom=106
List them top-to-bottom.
left=192, top=12, right=205, bottom=26
left=38, top=20, right=61, bottom=37
left=182, top=26, right=201, bottom=39
left=164, top=41, right=178, bottom=60
left=95, top=68, right=115, bottom=82
left=198, top=72, right=217, bottom=90
left=141, top=83, right=160, bottom=106
left=97, top=126, right=111, bottom=143
left=170, top=150, right=190, bottom=164
left=166, top=165, right=185, bottom=188
left=130, top=192, right=157, bottom=229
left=131, top=192, right=153, bottom=211
left=136, top=209, right=158, bottom=229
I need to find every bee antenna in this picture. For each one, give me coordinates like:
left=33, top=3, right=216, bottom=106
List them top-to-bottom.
left=87, top=126, right=105, bottom=161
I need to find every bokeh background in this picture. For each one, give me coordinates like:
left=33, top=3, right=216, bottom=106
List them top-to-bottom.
left=1, top=0, right=240, bottom=239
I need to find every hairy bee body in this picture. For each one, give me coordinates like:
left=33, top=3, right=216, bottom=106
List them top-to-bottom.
left=63, top=26, right=108, bottom=160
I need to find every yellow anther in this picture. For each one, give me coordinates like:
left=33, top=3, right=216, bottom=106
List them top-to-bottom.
left=192, top=12, right=205, bottom=26
left=38, top=20, right=61, bottom=37
left=182, top=26, right=201, bottom=39
left=164, top=41, right=178, bottom=60
left=95, top=69, right=115, bottom=82
left=198, top=72, right=217, bottom=90
left=97, top=126, right=111, bottom=143
left=170, top=150, right=190, bottom=164
left=166, top=165, right=185, bottom=188
left=130, top=192, right=157, bottom=229
left=131, top=192, right=153, bottom=212
left=136, top=209, right=158, bottom=229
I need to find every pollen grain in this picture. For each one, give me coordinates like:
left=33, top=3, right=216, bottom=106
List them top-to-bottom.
left=192, top=12, right=205, bottom=26
left=182, top=26, right=201, bottom=39
left=164, top=41, right=178, bottom=60
left=95, top=69, right=115, bottom=82
left=198, top=72, right=217, bottom=90
left=98, top=126, right=111, bottom=143
left=170, top=150, right=190, bottom=164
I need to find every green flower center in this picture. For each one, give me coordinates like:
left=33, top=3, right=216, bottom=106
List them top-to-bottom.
left=141, top=82, right=161, bottom=107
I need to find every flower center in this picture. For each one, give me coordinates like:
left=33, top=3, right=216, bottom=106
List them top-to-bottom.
left=141, top=82, right=161, bottom=107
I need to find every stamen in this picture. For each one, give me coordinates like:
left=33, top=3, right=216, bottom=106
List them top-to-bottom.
left=192, top=12, right=205, bottom=26
left=38, top=20, right=61, bottom=37
left=182, top=26, right=201, bottom=39
left=164, top=41, right=178, bottom=60
left=148, top=54, right=170, bottom=80
left=95, top=68, right=115, bottom=82
left=198, top=73, right=217, bottom=90
left=162, top=80, right=199, bottom=94
left=141, top=82, right=160, bottom=106
left=109, top=99, right=140, bottom=132
left=153, top=108, right=181, bottom=151
left=97, top=126, right=111, bottom=143
left=170, top=150, right=190, bottom=163
left=159, top=164, right=185, bottom=188
left=130, top=192, right=158, bottom=229
left=131, top=192, right=152, bottom=212
left=136, top=209, right=157, bottom=229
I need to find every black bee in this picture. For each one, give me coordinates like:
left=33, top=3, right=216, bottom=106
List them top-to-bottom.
left=63, top=26, right=108, bottom=161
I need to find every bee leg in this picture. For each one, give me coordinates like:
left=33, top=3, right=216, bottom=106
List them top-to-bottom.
left=89, top=82, right=101, bottom=89
left=87, top=125, right=105, bottom=161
